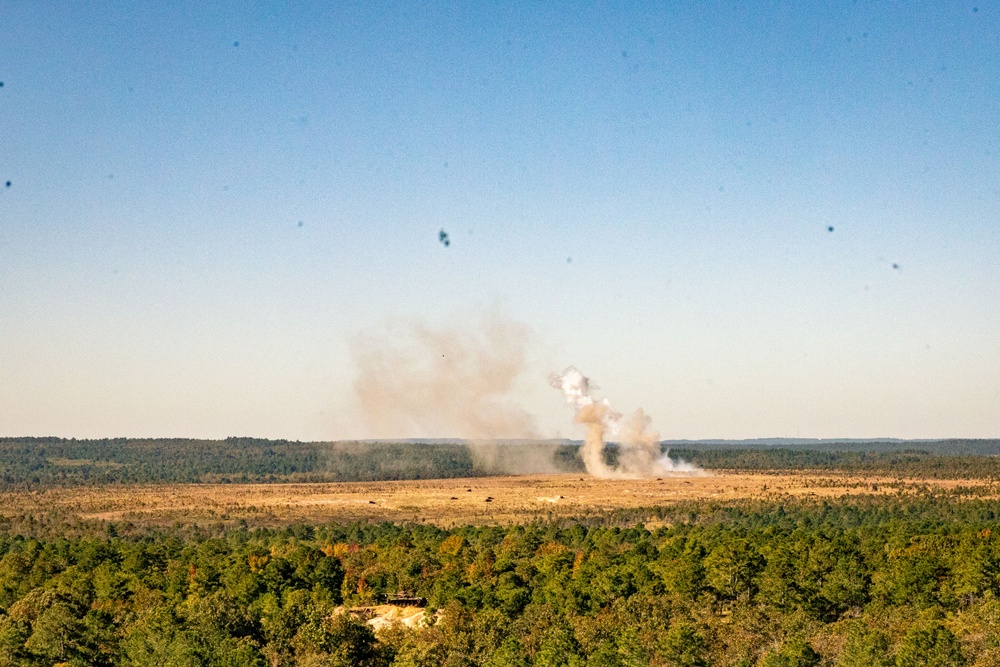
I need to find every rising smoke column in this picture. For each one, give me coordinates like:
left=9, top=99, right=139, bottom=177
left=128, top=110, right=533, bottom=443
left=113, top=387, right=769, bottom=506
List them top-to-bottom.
left=550, top=367, right=700, bottom=478
left=549, top=368, right=620, bottom=477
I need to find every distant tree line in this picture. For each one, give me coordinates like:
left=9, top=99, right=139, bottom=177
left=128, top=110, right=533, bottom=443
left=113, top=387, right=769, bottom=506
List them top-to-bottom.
left=1, top=437, right=998, bottom=488
left=0, top=438, right=502, bottom=487
left=672, top=439, right=1000, bottom=456
left=670, top=447, right=1000, bottom=479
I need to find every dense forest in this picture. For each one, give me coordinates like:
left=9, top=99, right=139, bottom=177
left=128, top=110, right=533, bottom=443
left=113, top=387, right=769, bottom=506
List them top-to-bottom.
left=0, top=438, right=501, bottom=487
left=1, top=438, right=998, bottom=487
left=669, top=440, right=1000, bottom=456
left=670, top=448, right=1000, bottom=480
left=0, top=494, right=999, bottom=665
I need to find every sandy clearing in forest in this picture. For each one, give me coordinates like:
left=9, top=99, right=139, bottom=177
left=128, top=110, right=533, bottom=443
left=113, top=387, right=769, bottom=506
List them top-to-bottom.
left=2, top=471, right=994, bottom=528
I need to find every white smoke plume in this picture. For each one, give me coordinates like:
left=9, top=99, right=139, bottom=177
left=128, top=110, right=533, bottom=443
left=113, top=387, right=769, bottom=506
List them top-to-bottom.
left=550, top=367, right=701, bottom=478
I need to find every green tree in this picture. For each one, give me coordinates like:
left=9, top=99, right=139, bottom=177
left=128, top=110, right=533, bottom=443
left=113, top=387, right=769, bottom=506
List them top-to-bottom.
left=705, top=539, right=764, bottom=601
left=757, top=545, right=802, bottom=611
left=872, top=549, right=944, bottom=608
left=817, top=550, right=870, bottom=617
left=23, top=601, right=88, bottom=665
left=119, top=607, right=202, bottom=667
left=291, top=611, right=382, bottom=667
left=0, top=615, right=31, bottom=667
left=836, top=622, right=892, bottom=667
left=534, top=623, right=584, bottom=667
left=895, top=623, right=966, bottom=667
left=659, top=624, right=708, bottom=667
left=389, top=633, right=448, bottom=667
left=211, top=636, right=267, bottom=667
left=484, top=636, right=527, bottom=667
left=760, top=636, right=820, bottom=667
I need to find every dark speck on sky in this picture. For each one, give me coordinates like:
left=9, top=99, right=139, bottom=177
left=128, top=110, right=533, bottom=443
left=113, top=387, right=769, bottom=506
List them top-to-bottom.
left=233, top=41, right=240, bottom=47
left=0, top=82, right=4, bottom=87
left=4, top=181, right=10, bottom=188
left=297, top=221, right=304, bottom=228
left=828, top=226, right=834, bottom=232
left=438, top=229, right=450, bottom=247
left=892, top=263, right=900, bottom=270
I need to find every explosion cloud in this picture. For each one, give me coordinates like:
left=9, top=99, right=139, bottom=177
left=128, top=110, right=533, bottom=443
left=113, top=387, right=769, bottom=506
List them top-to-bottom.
left=550, top=367, right=701, bottom=478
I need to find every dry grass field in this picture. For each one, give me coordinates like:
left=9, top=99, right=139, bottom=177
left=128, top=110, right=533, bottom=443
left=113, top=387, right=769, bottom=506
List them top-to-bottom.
left=4, top=471, right=995, bottom=528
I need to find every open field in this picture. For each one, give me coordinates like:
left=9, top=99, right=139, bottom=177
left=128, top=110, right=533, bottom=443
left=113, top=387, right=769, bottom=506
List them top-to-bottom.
left=4, top=470, right=996, bottom=527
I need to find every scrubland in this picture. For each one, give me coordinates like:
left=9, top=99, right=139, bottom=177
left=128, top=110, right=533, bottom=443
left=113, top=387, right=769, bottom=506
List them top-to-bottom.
left=2, top=470, right=993, bottom=528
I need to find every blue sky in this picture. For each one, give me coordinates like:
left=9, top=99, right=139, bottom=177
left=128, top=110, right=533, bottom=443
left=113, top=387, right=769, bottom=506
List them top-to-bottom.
left=1, top=1, right=997, bottom=440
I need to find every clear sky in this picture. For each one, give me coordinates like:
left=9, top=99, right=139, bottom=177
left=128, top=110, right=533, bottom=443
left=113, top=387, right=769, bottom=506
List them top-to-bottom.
left=1, top=1, right=998, bottom=440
